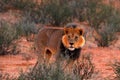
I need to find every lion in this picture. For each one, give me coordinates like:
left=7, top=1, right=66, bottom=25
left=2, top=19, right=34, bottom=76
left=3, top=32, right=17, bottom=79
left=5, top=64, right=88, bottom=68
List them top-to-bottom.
left=34, top=23, right=85, bottom=69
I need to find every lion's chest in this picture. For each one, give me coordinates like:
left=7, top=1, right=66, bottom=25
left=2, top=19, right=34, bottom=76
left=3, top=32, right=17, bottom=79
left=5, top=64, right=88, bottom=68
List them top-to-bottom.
left=59, top=42, right=81, bottom=60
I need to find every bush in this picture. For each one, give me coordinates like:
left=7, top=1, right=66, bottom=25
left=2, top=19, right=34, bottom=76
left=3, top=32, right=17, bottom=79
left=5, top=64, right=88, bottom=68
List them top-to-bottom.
left=0, top=0, right=36, bottom=12
left=0, top=0, right=10, bottom=12
left=11, top=0, right=36, bottom=11
left=29, top=0, right=72, bottom=26
left=67, top=0, right=86, bottom=21
left=69, top=0, right=114, bottom=29
left=86, top=0, right=109, bottom=27
left=96, top=10, right=120, bottom=47
left=106, top=10, right=120, bottom=32
left=15, top=17, right=37, bottom=40
left=0, top=18, right=37, bottom=55
left=0, top=20, right=17, bottom=55
left=97, top=24, right=116, bottom=47
left=15, top=54, right=94, bottom=80
left=72, top=54, right=94, bottom=80
left=112, top=61, right=120, bottom=79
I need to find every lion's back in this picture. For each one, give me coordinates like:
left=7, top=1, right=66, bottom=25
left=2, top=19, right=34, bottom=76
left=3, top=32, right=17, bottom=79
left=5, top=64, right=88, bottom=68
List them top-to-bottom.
left=36, top=28, right=64, bottom=54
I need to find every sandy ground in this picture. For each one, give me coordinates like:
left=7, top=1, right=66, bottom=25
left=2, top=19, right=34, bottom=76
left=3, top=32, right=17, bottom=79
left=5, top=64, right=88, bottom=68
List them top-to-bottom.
left=0, top=54, right=37, bottom=76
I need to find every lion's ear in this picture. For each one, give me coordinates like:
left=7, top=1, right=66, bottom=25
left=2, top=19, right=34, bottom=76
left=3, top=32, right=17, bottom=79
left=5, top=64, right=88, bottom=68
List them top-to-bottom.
left=64, top=28, right=68, bottom=34
left=79, top=29, right=83, bottom=35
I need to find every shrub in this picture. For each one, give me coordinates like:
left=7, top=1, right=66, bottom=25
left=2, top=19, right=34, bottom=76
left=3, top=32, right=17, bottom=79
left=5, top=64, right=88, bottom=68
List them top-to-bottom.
left=0, top=0, right=36, bottom=12
left=0, top=0, right=10, bottom=12
left=11, top=0, right=36, bottom=11
left=29, top=0, right=72, bottom=26
left=67, top=0, right=89, bottom=21
left=69, top=0, right=114, bottom=29
left=87, top=4, right=113, bottom=30
left=96, top=10, right=120, bottom=47
left=106, top=10, right=120, bottom=32
left=15, top=17, right=37, bottom=40
left=0, top=18, right=37, bottom=55
left=0, top=20, right=17, bottom=55
left=97, top=24, right=116, bottom=47
left=16, top=54, right=94, bottom=80
left=72, top=54, right=94, bottom=80
left=112, top=61, right=120, bottom=79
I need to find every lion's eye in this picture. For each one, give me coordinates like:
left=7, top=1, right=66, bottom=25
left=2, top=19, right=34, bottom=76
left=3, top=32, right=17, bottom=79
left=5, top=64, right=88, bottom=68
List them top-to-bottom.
left=68, top=35, right=70, bottom=38
left=75, top=36, right=78, bottom=40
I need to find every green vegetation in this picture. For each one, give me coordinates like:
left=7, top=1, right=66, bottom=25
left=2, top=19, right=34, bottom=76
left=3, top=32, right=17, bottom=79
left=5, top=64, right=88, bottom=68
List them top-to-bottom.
left=0, top=0, right=36, bottom=12
left=0, top=0, right=9, bottom=12
left=11, top=0, right=36, bottom=11
left=29, top=0, right=73, bottom=26
left=96, top=10, right=120, bottom=47
left=15, top=17, right=37, bottom=38
left=0, top=18, right=37, bottom=55
left=0, top=20, right=17, bottom=55
left=97, top=25, right=116, bottom=47
left=113, top=61, right=120, bottom=79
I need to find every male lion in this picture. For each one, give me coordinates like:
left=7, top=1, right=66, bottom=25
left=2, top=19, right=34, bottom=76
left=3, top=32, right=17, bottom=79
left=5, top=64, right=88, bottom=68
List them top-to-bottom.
left=34, top=23, right=85, bottom=68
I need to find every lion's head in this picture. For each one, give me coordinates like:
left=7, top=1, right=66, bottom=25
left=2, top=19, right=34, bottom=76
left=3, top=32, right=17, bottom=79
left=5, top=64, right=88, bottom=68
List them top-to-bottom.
left=62, top=23, right=85, bottom=51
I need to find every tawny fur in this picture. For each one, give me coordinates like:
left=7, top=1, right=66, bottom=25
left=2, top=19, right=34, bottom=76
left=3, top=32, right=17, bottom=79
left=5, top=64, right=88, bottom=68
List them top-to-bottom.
left=34, top=23, right=85, bottom=69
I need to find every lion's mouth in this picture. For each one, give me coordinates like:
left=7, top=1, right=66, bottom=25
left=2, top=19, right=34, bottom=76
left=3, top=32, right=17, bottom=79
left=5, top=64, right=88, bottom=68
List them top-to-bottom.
left=68, top=47, right=75, bottom=51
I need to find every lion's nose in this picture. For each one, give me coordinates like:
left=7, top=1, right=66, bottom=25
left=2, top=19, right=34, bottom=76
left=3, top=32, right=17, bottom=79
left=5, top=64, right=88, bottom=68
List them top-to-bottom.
left=70, top=43, right=74, bottom=45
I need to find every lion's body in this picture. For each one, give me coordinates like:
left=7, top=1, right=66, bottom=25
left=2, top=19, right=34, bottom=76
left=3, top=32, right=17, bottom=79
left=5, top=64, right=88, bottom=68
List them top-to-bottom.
left=35, top=23, right=85, bottom=68
left=36, top=28, right=64, bottom=62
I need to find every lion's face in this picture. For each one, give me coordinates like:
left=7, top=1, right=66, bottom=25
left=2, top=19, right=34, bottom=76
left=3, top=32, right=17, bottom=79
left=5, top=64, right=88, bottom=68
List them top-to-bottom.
left=62, top=27, right=85, bottom=51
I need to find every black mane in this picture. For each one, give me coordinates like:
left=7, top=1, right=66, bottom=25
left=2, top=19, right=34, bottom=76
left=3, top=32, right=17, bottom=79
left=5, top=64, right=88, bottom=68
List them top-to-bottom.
left=60, top=42, right=81, bottom=60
